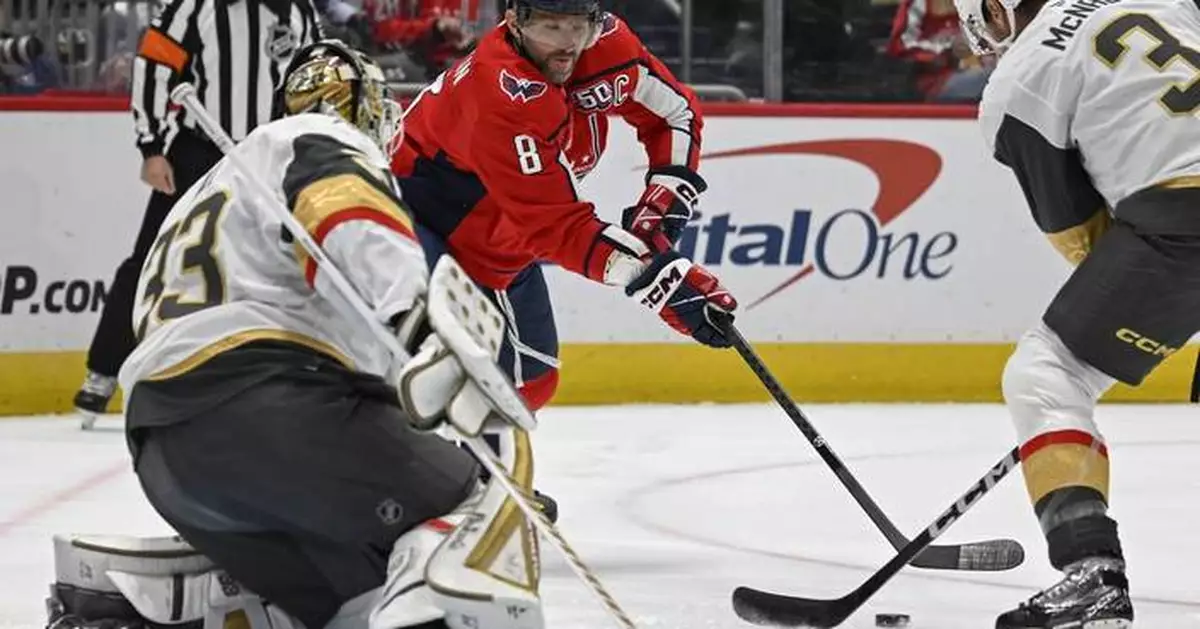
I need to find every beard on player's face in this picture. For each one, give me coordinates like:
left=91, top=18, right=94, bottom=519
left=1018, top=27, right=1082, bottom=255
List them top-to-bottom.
left=507, top=9, right=591, bottom=84
left=530, top=43, right=582, bottom=84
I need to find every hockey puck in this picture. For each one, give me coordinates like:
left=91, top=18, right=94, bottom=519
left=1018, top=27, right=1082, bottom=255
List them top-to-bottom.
left=875, top=613, right=911, bottom=627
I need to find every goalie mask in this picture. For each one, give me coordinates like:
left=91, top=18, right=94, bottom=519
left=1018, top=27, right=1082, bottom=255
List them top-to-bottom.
left=953, top=0, right=1023, bottom=56
left=281, top=40, right=404, bottom=156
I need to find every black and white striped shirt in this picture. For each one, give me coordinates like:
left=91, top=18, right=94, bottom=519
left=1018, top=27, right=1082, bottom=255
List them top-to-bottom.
left=131, top=0, right=323, bottom=158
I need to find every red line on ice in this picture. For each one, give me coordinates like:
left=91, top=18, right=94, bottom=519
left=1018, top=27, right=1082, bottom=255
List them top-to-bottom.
left=0, top=461, right=128, bottom=536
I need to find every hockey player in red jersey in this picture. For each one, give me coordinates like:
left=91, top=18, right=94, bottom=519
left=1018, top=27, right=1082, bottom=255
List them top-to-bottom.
left=393, top=0, right=733, bottom=413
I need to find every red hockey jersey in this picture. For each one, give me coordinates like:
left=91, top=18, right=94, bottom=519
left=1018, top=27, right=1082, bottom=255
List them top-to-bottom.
left=366, top=0, right=484, bottom=70
left=886, top=0, right=962, bottom=97
left=391, top=13, right=703, bottom=290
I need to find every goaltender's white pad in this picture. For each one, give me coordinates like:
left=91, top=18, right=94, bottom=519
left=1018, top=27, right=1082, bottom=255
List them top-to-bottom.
left=372, top=429, right=543, bottom=629
left=53, top=534, right=377, bottom=629
left=54, top=534, right=281, bottom=628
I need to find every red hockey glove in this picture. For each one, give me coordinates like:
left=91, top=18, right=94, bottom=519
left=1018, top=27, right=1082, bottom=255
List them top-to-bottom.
left=621, top=166, right=707, bottom=255
left=625, top=250, right=737, bottom=348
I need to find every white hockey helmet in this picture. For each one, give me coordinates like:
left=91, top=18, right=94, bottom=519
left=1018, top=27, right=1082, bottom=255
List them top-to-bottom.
left=953, top=0, right=1024, bottom=56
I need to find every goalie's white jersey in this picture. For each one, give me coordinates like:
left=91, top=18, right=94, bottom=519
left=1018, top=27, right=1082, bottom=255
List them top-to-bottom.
left=979, top=0, right=1200, bottom=209
left=119, top=113, right=427, bottom=394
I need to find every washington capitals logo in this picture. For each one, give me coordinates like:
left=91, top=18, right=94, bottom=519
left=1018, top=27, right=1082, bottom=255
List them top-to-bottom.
left=598, top=12, right=619, bottom=39
left=499, top=69, right=548, bottom=103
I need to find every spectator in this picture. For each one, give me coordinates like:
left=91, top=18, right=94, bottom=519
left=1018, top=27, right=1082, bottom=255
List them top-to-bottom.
left=91, top=0, right=155, bottom=93
left=313, top=0, right=372, bottom=49
left=363, top=0, right=492, bottom=79
left=606, top=0, right=679, bottom=30
left=788, top=0, right=857, bottom=64
left=886, top=0, right=991, bottom=102
left=722, top=19, right=761, bottom=87
left=0, top=31, right=63, bottom=94
left=96, top=50, right=136, bottom=94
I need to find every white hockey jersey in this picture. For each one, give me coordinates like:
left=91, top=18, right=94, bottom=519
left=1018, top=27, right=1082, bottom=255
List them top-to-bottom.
left=979, top=0, right=1200, bottom=237
left=119, top=113, right=428, bottom=395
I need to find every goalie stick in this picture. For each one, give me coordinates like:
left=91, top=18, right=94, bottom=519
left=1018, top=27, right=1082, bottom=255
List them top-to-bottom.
left=170, top=83, right=639, bottom=629
left=726, top=324, right=1025, bottom=572
left=732, top=447, right=1022, bottom=627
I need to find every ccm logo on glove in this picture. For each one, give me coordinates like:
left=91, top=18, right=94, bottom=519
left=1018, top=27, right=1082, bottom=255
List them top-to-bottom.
left=626, top=251, right=737, bottom=348
left=638, top=260, right=686, bottom=311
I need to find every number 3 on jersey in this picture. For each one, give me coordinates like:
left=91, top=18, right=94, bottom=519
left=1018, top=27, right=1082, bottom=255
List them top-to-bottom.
left=1094, top=13, right=1200, bottom=115
left=514, top=134, right=544, bottom=175
left=135, top=189, right=232, bottom=339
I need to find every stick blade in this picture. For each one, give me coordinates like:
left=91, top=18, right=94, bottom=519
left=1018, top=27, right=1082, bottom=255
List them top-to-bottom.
left=954, top=538, right=1025, bottom=571
left=911, top=539, right=1025, bottom=571
left=731, top=586, right=846, bottom=628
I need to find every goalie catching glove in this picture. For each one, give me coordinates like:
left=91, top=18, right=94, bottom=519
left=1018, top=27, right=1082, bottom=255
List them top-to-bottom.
left=392, top=257, right=536, bottom=436
left=395, top=333, right=507, bottom=436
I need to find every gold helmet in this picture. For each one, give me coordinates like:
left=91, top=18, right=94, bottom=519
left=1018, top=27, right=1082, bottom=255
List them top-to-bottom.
left=280, top=39, right=404, bottom=156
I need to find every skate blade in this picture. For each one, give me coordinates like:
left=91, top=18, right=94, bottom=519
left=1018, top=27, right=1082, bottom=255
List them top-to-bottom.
left=77, top=412, right=98, bottom=431
left=1006, top=615, right=1133, bottom=629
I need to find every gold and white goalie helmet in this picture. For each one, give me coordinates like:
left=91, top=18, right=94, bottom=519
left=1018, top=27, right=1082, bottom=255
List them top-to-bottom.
left=953, top=0, right=1024, bottom=56
left=281, top=39, right=404, bottom=156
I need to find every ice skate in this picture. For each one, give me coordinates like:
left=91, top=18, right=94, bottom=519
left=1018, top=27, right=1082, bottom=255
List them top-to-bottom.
left=73, top=372, right=117, bottom=430
left=996, top=557, right=1132, bottom=629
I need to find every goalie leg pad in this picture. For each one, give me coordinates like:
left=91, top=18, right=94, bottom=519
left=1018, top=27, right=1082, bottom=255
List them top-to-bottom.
left=372, top=428, right=543, bottom=629
left=427, top=428, right=542, bottom=629
left=368, top=521, right=456, bottom=629
left=48, top=534, right=305, bottom=629
left=49, top=534, right=212, bottom=626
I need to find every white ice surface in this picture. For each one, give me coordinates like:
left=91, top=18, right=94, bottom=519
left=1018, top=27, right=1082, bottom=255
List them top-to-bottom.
left=1, top=404, right=1197, bottom=628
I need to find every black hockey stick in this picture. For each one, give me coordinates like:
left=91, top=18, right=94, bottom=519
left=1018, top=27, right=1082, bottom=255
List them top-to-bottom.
left=726, top=324, right=1025, bottom=571
left=732, top=447, right=1022, bottom=627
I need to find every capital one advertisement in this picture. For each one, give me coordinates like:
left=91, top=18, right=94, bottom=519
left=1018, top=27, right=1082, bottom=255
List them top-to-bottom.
left=0, top=111, right=1076, bottom=353
left=0, top=113, right=146, bottom=353
left=553, top=117, right=1073, bottom=344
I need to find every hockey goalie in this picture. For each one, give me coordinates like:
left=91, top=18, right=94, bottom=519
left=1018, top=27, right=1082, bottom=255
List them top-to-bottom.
left=45, top=40, right=546, bottom=629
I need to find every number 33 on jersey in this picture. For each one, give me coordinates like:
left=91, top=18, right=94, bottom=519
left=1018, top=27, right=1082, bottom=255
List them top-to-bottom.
left=124, top=113, right=428, bottom=387
left=135, top=188, right=230, bottom=340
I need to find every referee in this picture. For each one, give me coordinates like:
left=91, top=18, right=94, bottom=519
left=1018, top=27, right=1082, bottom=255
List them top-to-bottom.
left=73, top=0, right=324, bottom=427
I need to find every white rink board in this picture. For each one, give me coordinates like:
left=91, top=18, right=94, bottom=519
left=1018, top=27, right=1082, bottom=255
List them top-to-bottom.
left=2, top=111, right=1067, bottom=353
left=0, top=113, right=146, bottom=352
left=565, top=116, right=1070, bottom=343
